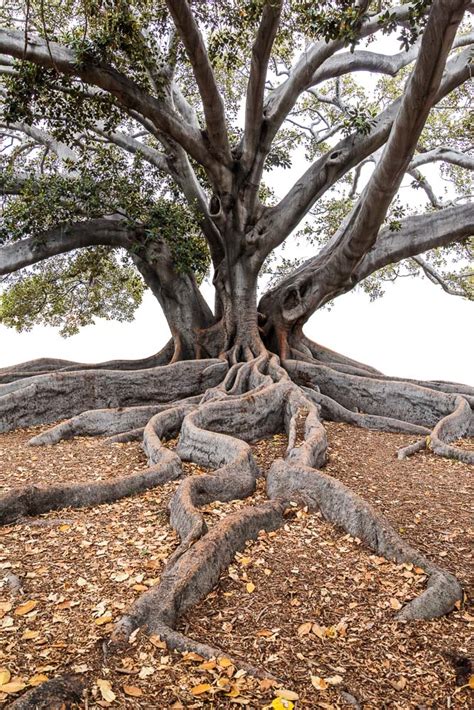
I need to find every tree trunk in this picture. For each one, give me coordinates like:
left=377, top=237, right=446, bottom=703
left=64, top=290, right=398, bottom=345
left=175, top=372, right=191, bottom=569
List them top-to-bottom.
left=132, top=241, right=214, bottom=362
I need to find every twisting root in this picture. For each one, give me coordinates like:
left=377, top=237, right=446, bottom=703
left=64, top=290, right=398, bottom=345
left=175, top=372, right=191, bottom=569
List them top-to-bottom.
left=2, top=345, right=470, bottom=703
left=0, top=359, right=227, bottom=433
left=398, top=395, right=474, bottom=463
left=0, top=405, right=188, bottom=525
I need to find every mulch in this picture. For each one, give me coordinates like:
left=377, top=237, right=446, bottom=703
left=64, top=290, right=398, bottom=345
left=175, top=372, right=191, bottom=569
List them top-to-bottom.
left=0, top=422, right=472, bottom=708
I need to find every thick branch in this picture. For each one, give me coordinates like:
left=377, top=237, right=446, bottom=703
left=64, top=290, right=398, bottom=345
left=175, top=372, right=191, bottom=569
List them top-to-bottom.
left=165, top=0, right=231, bottom=165
left=242, top=0, right=283, bottom=167
left=0, top=29, right=217, bottom=177
left=260, top=45, right=473, bottom=252
left=410, top=146, right=474, bottom=171
left=258, top=202, right=474, bottom=344
left=0, top=218, right=134, bottom=275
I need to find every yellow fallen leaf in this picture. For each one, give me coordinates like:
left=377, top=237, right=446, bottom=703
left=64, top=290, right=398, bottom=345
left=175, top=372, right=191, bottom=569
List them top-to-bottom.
left=58, top=524, right=70, bottom=532
left=239, top=557, right=252, bottom=566
left=246, top=582, right=255, bottom=593
left=390, top=598, right=402, bottom=611
left=14, top=600, right=37, bottom=616
left=95, top=612, right=112, bottom=625
left=297, top=621, right=312, bottom=636
left=182, top=651, right=203, bottom=662
left=218, top=657, right=233, bottom=668
left=199, top=661, right=217, bottom=670
left=0, top=670, right=11, bottom=686
left=28, top=674, right=48, bottom=687
left=311, top=675, right=329, bottom=690
left=468, top=676, right=474, bottom=689
left=97, top=679, right=116, bottom=703
left=0, top=681, right=27, bottom=694
left=190, top=683, right=212, bottom=695
left=123, top=685, right=143, bottom=697
left=275, top=688, right=299, bottom=701
left=271, top=699, right=294, bottom=710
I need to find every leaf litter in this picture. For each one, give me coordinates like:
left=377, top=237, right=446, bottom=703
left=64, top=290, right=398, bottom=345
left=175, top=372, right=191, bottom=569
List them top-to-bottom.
left=0, top=422, right=472, bottom=707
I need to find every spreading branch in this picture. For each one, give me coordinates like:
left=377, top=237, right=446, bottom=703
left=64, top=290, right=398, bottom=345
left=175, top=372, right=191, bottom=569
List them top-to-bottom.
left=165, top=0, right=231, bottom=167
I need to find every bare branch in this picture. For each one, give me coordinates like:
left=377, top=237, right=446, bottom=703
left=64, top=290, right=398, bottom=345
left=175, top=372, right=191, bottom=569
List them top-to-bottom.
left=165, top=0, right=231, bottom=165
left=242, top=0, right=283, bottom=167
left=0, top=29, right=218, bottom=178
left=260, top=45, right=473, bottom=253
left=410, top=146, right=474, bottom=171
left=0, top=218, right=135, bottom=276
left=411, top=255, right=466, bottom=296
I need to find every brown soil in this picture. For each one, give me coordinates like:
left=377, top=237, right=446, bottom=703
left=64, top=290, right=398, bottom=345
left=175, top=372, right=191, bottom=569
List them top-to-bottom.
left=0, top=423, right=472, bottom=709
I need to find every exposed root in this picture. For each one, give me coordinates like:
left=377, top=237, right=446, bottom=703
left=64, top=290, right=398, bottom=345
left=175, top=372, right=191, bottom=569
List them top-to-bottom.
left=0, top=342, right=174, bottom=384
left=2, top=346, right=470, bottom=700
left=0, top=359, right=227, bottom=432
left=303, top=386, right=431, bottom=435
left=29, top=395, right=203, bottom=446
left=398, top=395, right=474, bottom=463
left=0, top=406, right=187, bottom=525
left=267, top=460, right=462, bottom=620
left=111, top=500, right=285, bottom=671
left=6, top=674, right=86, bottom=709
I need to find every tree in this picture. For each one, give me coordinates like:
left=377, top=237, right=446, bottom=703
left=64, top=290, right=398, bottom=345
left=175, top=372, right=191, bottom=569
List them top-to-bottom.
left=0, top=1, right=473, bottom=704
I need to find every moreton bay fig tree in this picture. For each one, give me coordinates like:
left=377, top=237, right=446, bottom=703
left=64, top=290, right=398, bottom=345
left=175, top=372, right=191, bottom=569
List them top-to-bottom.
left=0, top=1, right=473, bottom=704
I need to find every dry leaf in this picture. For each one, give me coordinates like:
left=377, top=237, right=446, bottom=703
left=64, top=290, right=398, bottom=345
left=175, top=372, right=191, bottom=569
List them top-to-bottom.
left=246, top=582, right=255, bottom=593
left=390, top=598, right=402, bottom=611
left=14, top=600, right=37, bottom=616
left=95, top=612, right=112, bottom=625
left=297, top=621, right=312, bottom=636
left=312, top=624, right=326, bottom=639
left=182, top=652, right=203, bottom=662
left=218, top=657, right=233, bottom=668
left=138, top=666, right=154, bottom=679
left=0, top=670, right=11, bottom=686
left=29, top=674, right=48, bottom=687
left=326, top=675, right=343, bottom=685
left=311, top=676, right=329, bottom=690
left=468, top=676, right=474, bottom=689
left=390, top=677, right=407, bottom=691
left=96, top=679, right=116, bottom=703
left=0, top=682, right=27, bottom=694
left=190, top=683, right=212, bottom=695
left=123, top=685, right=143, bottom=697
left=275, top=688, right=299, bottom=701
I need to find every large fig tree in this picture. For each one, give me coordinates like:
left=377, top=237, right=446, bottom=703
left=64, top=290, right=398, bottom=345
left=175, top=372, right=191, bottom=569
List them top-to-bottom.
left=0, top=1, right=473, bottom=704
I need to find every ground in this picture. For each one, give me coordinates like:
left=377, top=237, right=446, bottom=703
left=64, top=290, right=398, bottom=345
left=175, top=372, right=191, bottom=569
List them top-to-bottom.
left=0, top=423, right=472, bottom=709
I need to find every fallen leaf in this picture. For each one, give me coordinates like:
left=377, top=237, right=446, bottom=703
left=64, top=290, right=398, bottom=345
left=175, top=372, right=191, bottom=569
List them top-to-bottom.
left=246, top=582, right=255, bottom=593
left=390, top=598, right=402, bottom=611
left=14, top=600, right=37, bottom=616
left=95, top=612, right=112, bottom=625
left=297, top=621, right=312, bottom=636
left=218, top=657, right=233, bottom=668
left=138, top=666, right=154, bottom=679
left=0, top=670, right=11, bottom=686
left=28, top=674, right=48, bottom=687
left=326, top=675, right=343, bottom=685
left=311, top=676, right=329, bottom=690
left=390, top=677, right=407, bottom=691
left=97, top=679, right=116, bottom=702
left=0, top=682, right=27, bottom=694
left=190, top=683, right=212, bottom=695
left=123, top=685, right=143, bottom=697
left=275, top=688, right=299, bottom=701
left=271, top=699, right=294, bottom=710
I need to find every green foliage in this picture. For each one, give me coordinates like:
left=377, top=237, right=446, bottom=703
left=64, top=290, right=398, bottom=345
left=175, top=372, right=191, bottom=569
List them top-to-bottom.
left=0, top=247, right=145, bottom=336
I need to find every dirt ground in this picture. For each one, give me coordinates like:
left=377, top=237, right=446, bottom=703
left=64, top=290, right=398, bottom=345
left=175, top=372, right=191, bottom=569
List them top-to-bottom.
left=0, top=422, right=472, bottom=709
